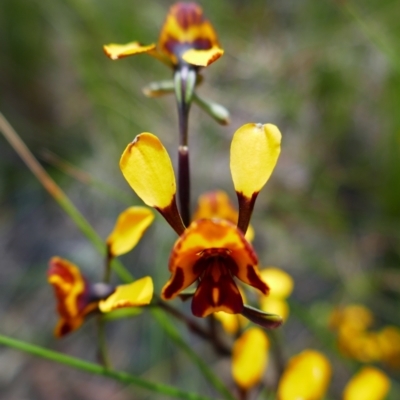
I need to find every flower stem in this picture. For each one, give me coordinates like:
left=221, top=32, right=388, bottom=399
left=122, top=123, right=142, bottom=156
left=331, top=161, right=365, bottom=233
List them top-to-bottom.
left=175, top=66, right=196, bottom=227
left=0, top=112, right=133, bottom=284
left=154, top=298, right=231, bottom=356
left=151, top=308, right=236, bottom=400
left=97, top=317, right=111, bottom=368
left=0, top=334, right=214, bottom=400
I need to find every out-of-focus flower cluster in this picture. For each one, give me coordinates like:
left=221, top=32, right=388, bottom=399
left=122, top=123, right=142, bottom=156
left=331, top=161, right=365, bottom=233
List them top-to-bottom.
left=330, top=304, right=400, bottom=368
left=277, top=350, right=391, bottom=400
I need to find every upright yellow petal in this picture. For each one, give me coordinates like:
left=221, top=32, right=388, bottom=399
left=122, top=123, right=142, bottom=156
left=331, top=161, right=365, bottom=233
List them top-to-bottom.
left=103, top=42, right=156, bottom=60
left=182, top=47, right=224, bottom=67
left=230, top=123, right=281, bottom=198
left=120, top=133, right=175, bottom=209
left=120, top=133, right=185, bottom=234
left=106, top=206, right=154, bottom=257
left=99, top=276, right=153, bottom=313
left=232, top=328, right=269, bottom=390
left=277, top=350, right=332, bottom=400
left=343, top=367, right=390, bottom=400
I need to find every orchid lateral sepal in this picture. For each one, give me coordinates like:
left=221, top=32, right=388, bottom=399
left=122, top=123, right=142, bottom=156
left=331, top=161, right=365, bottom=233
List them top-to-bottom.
left=142, top=80, right=175, bottom=98
left=193, top=93, right=230, bottom=125
left=177, top=288, right=196, bottom=302
left=241, top=304, right=283, bottom=330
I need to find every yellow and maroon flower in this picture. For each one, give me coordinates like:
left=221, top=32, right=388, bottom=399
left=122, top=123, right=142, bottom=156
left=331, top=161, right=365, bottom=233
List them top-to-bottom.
left=104, top=2, right=223, bottom=68
left=119, top=123, right=282, bottom=325
left=162, top=218, right=267, bottom=317
left=48, top=257, right=153, bottom=337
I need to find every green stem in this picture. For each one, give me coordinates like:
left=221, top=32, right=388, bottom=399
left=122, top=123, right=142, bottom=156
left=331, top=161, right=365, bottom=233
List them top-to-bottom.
left=0, top=111, right=133, bottom=284
left=0, top=112, right=233, bottom=396
left=152, top=308, right=236, bottom=400
left=97, top=317, right=111, bottom=368
left=0, top=334, right=214, bottom=400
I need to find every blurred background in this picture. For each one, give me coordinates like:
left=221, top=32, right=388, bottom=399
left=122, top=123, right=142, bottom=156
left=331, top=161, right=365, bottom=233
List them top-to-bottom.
left=1, top=0, right=399, bottom=398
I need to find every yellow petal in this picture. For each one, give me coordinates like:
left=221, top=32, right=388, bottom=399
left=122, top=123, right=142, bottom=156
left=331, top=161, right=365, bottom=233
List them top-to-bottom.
left=103, top=42, right=156, bottom=60
left=182, top=47, right=224, bottom=67
left=230, top=123, right=281, bottom=199
left=120, top=133, right=176, bottom=209
left=106, top=206, right=154, bottom=257
left=260, top=267, right=294, bottom=298
left=99, top=276, right=153, bottom=313
left=329, top=304, right=374, bottom=332
left=377, top=326, right=400, bottom=368
left=232, top=328, right=269, bottom=390
left=277, top=350, right=331, bottom=400
left=343, top=367, right=390, bottom=400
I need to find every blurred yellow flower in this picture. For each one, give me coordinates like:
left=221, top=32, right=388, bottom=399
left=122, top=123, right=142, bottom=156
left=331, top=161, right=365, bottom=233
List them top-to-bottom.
left=104, top=2, right=223, bottom=68
left=259, top=267, right=294, bottom=322
left=330, top=304, right=400, bottom=368
left=330, top=304, right=374, bottom=332
left=377, top=326, right=400, bottom=369
left=232, top=327, right=269, bottom=390
left=277, top=349, right=332, bottom=400
left=343, top=367, right=390, bottom=400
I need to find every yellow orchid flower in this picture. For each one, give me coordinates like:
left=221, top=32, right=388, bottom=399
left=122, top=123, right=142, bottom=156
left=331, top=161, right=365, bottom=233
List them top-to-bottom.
left=104, top=2, right=223, bottom=68
left=120, top=123, right=283, bottom=326
left=48, top=257, right=153, bottom=337
left=232, top=328, right=269, bottom=390
left=277, top=349, right=332, bottom=400
left=343, top=367, right=390, bottom=400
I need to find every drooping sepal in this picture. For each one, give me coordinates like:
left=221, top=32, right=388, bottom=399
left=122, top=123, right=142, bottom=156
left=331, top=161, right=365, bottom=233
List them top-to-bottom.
left=142, top=80, right=175, bottom=98
left=193, top=93, right=230, bottom=125
left=241, top=304, right=283, bottom=330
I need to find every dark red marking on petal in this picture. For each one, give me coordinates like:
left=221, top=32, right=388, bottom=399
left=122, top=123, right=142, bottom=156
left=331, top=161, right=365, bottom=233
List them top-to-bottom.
left=174, top=3, right=204, bottom=30
left=192, top=38, right=212, bottom=50
left=236, top=191, right=259, bottom=234
left=191, top=258, right=243, bottom=317
left=246, top=265, right=269, bottom=295
left=163, top=267, right=185, bottom=299
left=58, top=320, right=73, bottom=337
